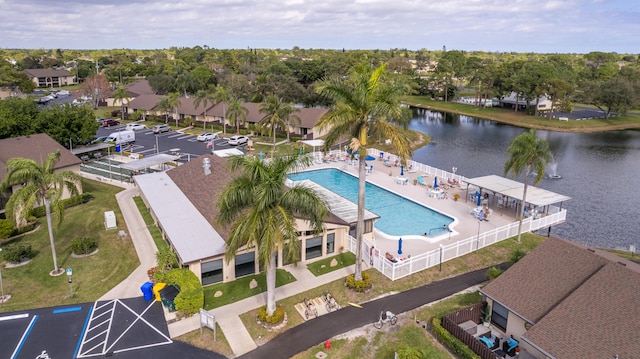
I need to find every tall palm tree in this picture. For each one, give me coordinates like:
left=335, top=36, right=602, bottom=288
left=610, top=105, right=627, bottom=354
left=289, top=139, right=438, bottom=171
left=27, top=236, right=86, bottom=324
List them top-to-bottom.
left=315, top=63, right=412, bottom=281
left=112, top=85, right=129, bottom=122
left=213, top=85, right=231, bottom=135
left=193, top=89, right=216, bottom=130
left=168, top=92, right=182, bottom=128
left=259, top=95, right=291, bottom=154
left=157, top=96, right=172, bottom=124
left=226, top=97, right=249, bottom=135
left=504, top=129, right=552, bottom=243
left=1, top=151, right=81, bottom=275
left=217, top=155, right=328, bottom=316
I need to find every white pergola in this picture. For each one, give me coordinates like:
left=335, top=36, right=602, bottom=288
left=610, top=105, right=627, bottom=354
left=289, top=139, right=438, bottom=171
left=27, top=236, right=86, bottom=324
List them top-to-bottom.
left=465, top=174, right=571, bottom=208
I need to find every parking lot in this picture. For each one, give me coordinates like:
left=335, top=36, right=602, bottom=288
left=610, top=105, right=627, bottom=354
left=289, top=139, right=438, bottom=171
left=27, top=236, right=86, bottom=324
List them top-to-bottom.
left=95, top=124, right=247, bottom=161
left=0, top=297, right=222, bottom=358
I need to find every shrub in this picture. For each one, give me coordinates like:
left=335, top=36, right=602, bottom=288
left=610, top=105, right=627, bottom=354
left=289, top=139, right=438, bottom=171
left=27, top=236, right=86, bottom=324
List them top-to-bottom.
left=31, top=193, right=94, bottom=218
left=0, top=219, right=14, bottom=239
left=71, top=237, right=98, bottom=255
left=2, top=243, right=33, bottom=263
left=509, top=248, right=526, bottom=266
left=154, top=268, right=204, bottom=315
left=345, top=271, right=371, bottom=292
left=257, top=305, right=285, bottom=324
left=431, top=316, right=481, bottom=359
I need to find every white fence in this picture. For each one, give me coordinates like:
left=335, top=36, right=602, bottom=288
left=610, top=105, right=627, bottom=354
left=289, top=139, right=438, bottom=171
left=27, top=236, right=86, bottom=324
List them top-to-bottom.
left=311, top=147, right=568, bottom=280
left=352, top=209, right=566, bottom=281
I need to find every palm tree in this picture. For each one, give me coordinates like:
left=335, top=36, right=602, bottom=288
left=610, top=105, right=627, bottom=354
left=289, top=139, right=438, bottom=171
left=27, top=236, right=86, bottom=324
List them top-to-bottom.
left=315, top=63, right=411, bottom=281
left=112, top=85, right=129, bottom=122
left=213, top=85, right=231, bottom=135
left=193, top=89, right=216, bottom=130
left=168, top=92, right=182, bottom=128
left=259, top=95, right=292, bottom=154
left=157, top=96, right=172, bottom=124
left=226, top=97, right=249, bottom=135
left=504, top=129, right=552, bottom=243
left=1, top=151, right=81, bottom=275
left=217, top=154, right=328, bottom=316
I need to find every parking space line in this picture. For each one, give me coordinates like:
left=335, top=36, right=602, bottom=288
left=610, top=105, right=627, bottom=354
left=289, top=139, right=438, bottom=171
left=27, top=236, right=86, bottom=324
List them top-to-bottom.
left=105, top=299, right=169, bottom=354
left=53, top=306, right=82, bottom=314
left=73, top=306, right=93, bottom=359
left=0, top=313, right=29, bottom=322
left=11, top=314, right=38, bottom=359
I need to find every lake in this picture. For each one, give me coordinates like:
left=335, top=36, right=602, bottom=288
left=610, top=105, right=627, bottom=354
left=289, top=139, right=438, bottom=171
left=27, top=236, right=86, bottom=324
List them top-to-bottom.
left=408, top=108, right=640, bottom=251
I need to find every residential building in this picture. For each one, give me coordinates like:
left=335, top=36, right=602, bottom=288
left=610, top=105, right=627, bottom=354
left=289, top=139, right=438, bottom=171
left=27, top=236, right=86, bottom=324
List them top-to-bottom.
left=23, top=69, right=75, bottom=88
left=0, top=133, right=82, bottom=215
left=134, top=154, right=378, bottom=285
left=480, top=237, right=640, bottom=358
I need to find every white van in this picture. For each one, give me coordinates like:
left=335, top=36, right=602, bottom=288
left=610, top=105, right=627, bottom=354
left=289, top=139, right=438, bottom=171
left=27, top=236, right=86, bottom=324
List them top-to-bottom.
left=104, top=130, right=135, bottom=145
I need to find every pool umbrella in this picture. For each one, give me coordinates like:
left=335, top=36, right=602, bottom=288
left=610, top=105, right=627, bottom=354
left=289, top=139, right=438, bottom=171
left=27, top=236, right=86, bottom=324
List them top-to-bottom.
left=299, top=146, right=303, bottom=155
left=259, top=151, right=263, bottom=161
left=365, top=155, right=375, bottom=161
left=400, top=165, right=404, bottom=176
left=434, top=177, right=438, bottom=188
left=477, top=192, right=482, bottom=207
left=397, top=237, right=403, bottom=255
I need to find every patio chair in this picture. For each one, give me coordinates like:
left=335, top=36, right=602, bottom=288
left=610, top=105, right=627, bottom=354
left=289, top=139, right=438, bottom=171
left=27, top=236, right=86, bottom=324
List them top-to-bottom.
left=417, top=176, right=427, bottom=186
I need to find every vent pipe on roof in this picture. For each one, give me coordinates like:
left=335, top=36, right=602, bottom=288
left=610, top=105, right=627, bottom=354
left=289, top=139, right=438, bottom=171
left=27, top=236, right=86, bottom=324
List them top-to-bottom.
left=203, top=157, right=211, bottom=176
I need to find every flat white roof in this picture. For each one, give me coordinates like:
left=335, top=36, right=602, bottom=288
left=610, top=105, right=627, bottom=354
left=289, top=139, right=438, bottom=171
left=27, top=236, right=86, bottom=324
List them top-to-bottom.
left=301, top=139, right=325, bottom=148
left=212, top=148, right=244, bottom=157
left=120, top=154, right=180, bottom=171
left=135, top=172, right=226, bottom=263
left=465, top=175, right=571, bottom=207
left=292, top=179, right=379, bottom=223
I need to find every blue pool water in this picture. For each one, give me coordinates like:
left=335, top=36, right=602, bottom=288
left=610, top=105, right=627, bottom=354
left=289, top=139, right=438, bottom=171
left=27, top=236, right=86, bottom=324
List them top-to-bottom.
left=288, top=168, right=453, bottom=237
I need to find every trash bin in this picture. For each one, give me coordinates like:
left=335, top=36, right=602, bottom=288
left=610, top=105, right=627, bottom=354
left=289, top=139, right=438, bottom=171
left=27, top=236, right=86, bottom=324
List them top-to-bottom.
left=140, top=282, right=154, bottom=301
left=153, top=282, right=166, bottom=302
left=159, top=285, right=180, bottom=312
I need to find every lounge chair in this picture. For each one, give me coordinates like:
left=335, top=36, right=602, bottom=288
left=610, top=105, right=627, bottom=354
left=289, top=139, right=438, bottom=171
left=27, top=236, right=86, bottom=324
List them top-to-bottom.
left=417, top=175, right=427, bottom=186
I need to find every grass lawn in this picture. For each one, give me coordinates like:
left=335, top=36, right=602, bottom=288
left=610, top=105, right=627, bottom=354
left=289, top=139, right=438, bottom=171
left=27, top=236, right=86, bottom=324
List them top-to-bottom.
left=404, top=96, right=640, bottom=133
left=0, top=179, right=139, bottom=313
left=132, top=196, right=168, bottom=252
left=177, top=233, right=544, bottom=354
left=306, top=252, right=355, bottom=276
left=202, top=268, right=297, bottom=310
left=175, top=322, right=234, bottom=359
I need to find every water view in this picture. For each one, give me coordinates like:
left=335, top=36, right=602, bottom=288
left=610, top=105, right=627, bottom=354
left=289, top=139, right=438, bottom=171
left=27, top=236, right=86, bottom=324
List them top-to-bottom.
left=408, top=108, right=640, bottom=250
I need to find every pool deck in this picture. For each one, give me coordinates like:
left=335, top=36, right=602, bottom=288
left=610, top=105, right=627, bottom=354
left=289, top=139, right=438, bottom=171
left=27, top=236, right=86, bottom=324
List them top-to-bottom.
left=305, top=159, right=517, bottom=259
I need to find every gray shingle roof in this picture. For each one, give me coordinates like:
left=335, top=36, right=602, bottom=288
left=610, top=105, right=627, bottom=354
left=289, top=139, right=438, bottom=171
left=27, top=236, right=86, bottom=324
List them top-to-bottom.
left=23, top=68, right=72, bottom=78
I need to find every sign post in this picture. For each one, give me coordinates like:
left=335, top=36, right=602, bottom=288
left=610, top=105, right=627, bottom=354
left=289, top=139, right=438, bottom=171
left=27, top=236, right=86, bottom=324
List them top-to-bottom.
left=66, top=268, right=73, bottom=298
left=199, top=309, right=216, bottom=341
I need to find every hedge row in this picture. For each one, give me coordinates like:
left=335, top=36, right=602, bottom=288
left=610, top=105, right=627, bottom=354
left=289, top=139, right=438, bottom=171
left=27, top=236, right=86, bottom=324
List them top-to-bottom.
left=31, top=193, right=94, bottom=219
left=71, top=237, right=98, bottom=255
left=154, top=268, right=204, bottom=315
left=431, top=316, right=481, bottom=359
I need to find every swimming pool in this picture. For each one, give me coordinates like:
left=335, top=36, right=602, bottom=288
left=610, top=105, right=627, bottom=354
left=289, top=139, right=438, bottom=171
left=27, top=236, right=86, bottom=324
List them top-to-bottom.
left=288, top=168, right=453, bottom=237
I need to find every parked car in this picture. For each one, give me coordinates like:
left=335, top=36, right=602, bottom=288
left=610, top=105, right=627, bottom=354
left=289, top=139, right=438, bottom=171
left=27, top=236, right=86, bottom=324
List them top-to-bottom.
left=57, top=90, right=70, bottom=96
left=102, top=119, right=120, bottom=127
left=126, top=123, right=147, bottom=131
left=153, top=124, right=171, bottom=134
left=197, top=132, right=218, bottom=142
left=227, top=135, right=249, bottom=146
left=90, top=136, right=108, bottom=144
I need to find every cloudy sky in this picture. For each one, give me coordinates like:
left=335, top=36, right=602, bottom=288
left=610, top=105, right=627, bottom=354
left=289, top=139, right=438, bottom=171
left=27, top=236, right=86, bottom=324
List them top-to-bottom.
left=1, top=0, right=638, bottom=53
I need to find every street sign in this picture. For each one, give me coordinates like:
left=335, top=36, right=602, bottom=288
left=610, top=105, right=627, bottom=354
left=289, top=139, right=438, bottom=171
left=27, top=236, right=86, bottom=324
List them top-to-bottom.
left=66, top=268, right=72, bottom=276
left=199, top=308, right=216, bottom=341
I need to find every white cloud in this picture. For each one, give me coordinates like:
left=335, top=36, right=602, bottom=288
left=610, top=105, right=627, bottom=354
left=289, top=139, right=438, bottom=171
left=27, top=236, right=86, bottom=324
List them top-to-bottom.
left=0, top=0, right=637, bottom=52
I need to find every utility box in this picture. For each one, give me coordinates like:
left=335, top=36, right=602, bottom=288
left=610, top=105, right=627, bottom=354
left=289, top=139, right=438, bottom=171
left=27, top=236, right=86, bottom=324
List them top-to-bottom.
left=104, top=211, right=117, bottom=229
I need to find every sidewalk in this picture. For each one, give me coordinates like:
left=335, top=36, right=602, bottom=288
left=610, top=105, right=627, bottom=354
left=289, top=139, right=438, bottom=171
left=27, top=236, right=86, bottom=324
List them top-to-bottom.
left=100, top=169, right=356, bottom=356
left=167, top=264, right=356, bottom=356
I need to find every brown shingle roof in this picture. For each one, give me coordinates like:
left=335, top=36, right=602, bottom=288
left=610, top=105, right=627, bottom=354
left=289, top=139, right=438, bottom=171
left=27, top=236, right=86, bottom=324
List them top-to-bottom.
left=23, top=68, right=72, bottom=78
left=125, top=79, right=154, bottom=97
left=128, top=94, right=163, bottom=111
left=176, top=97, right=215, bottom=116
left=296, top=107, right=328, bottom=129
left=0, top=133, right=81, bottom=179
left=166, top=154, right=234, bottom=239
left=166, top=154, right=349, bottom=239
left=481, top=237, right=608, bottom=323
left=522, top=262, right=640, bottom=359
